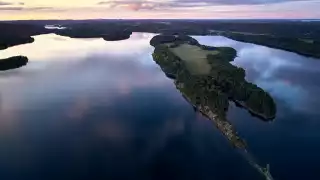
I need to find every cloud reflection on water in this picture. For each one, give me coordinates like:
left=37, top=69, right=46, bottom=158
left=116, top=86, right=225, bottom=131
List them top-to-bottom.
left=1, top=33, right=320, bottom=179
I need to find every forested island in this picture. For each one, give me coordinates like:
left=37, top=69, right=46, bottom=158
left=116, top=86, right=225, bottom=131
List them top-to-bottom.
left=54, top=27, right=132, bottom=41
left=150, top=34, right=276, bottom=180
left=151, top=34, right=276, bottom=120
left=0, top=56, right=28, bottom=71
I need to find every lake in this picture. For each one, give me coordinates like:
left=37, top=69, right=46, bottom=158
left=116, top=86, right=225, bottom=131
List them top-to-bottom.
left=1, top=33, right=320, bottom=180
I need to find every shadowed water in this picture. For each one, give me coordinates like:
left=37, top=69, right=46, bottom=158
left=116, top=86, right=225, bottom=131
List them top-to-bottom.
left=1, top=33, right=320, bottom=180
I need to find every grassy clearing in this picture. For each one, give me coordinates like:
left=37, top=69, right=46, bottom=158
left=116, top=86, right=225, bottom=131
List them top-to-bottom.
left=164, top=43, right=219, bottom=75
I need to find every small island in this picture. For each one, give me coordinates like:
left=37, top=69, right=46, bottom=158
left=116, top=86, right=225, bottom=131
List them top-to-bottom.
left=55, top=27, right=132, bottom=41
left=103, top=29, right=132, bottom=41
left=151, top=34, right=276, bottom=180
left=0, top=56, right=29, bottom=71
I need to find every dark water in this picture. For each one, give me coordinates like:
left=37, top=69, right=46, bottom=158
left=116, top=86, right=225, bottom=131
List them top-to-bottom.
left=1, top=33, right=320, bottom=180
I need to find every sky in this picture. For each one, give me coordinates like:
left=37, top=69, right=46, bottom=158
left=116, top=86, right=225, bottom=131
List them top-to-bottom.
left=0, top=0, right=319, bottom=20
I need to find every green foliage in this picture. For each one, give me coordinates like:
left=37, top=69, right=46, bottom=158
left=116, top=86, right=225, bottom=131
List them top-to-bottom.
left=224, top=32, right=320, bottom=59
left=150, top=34, right=199, bottom=47
left=151, top=34, right=276, bottom=121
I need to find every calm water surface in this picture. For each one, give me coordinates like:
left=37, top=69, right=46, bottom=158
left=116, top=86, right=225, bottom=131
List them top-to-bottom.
left=1, top=33, right=320, bottom=180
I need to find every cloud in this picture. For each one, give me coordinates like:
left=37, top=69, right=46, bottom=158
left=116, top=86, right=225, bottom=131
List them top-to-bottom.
left=97, top=0, right=318, bottom=11
left=97, top=0, right=209, bottom=11
left=170, top=0, right=315, bottom=5
left=0, top=1, right=13, bottom=5
left=0, top=1, right=25, bottom=6
left=0, top=6, right=54, bottom=11
left=0, top=7, right=23, bottom=10
left=29, top=7, right=54, bottom=10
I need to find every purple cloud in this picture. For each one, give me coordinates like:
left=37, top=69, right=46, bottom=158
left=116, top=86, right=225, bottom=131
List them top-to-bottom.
left=97, top=0, right=209, bottom=11
left=97, top=0, right=318, bottom=11
left=98, top=0, right=316, bottom=7
left=170, top=0, right=315, bottom=5
left=0, top=1, right=13, bottom=5
left=0, top=1, right=25, bottom=6
left=0, top=6, right=54, bottom=11
left=0, top=7, right=22, bottom=10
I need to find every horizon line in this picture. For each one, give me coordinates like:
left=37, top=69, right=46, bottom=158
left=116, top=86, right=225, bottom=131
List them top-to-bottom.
left=1, top=18, right=320, bottom=22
